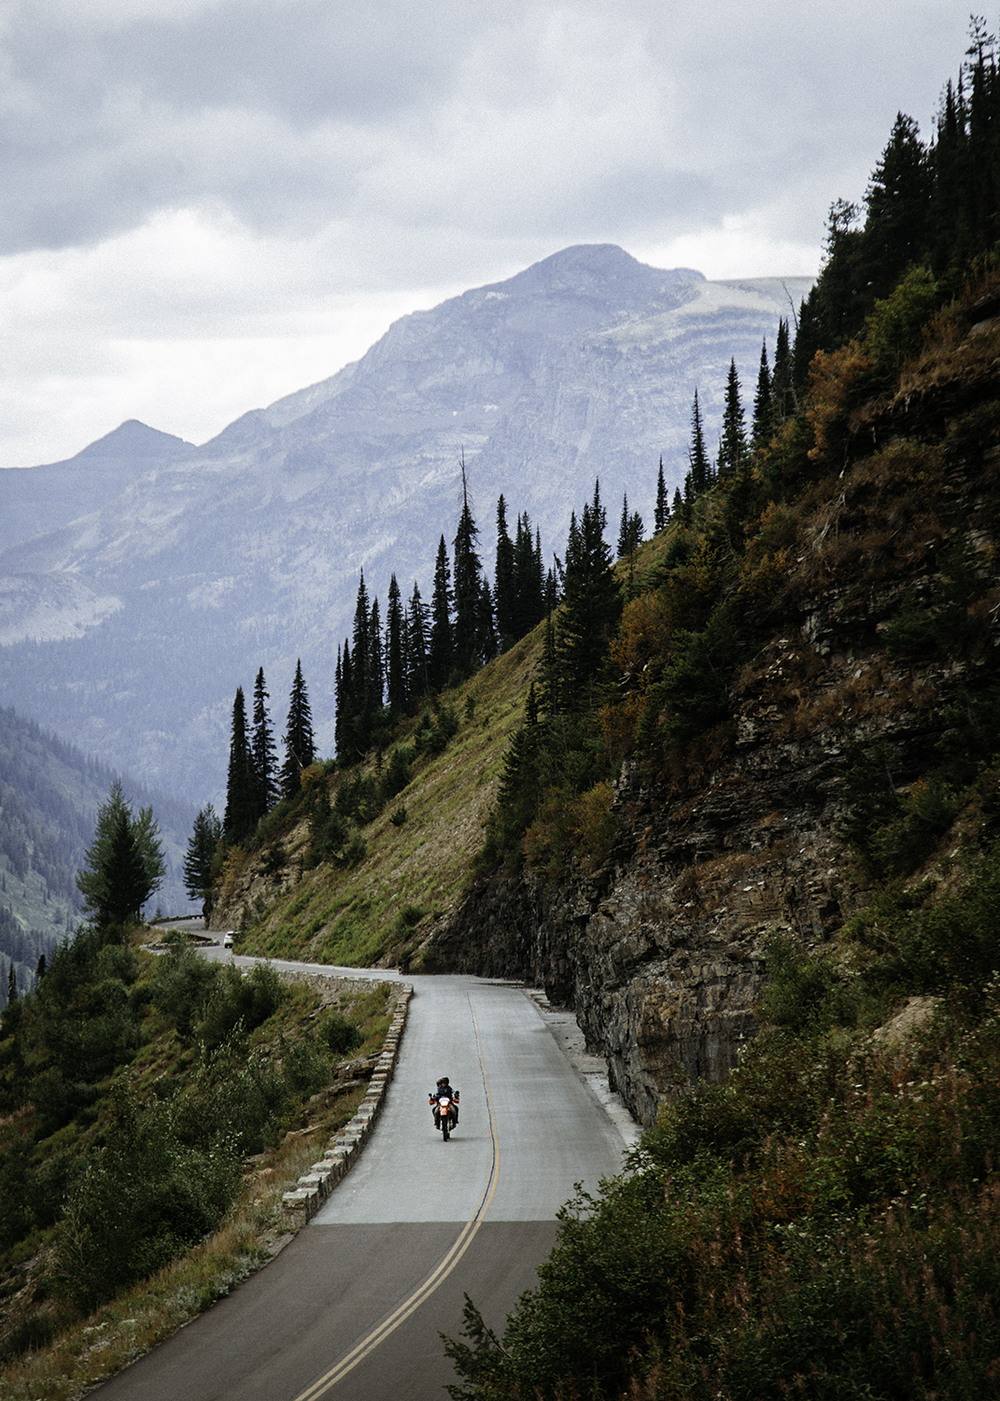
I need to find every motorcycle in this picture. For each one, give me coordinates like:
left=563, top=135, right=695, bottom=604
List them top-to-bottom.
left=430, top=1092, right=457, bottom=1141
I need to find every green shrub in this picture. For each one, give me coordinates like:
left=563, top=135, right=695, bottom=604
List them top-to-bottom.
left=320, top=1012, right=363, bottom=1057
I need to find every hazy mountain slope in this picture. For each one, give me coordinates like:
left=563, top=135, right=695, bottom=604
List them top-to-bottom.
left=0, top=245, right=810, bottom=805
left=0, top=420, right=194, bottom=553
left=0, top=707, right=198, bottom=996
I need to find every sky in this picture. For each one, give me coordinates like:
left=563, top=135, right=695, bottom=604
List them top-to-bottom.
left=0, top=0, right=975, bottom=469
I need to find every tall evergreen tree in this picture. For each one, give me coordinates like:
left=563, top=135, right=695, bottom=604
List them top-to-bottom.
left=863, top=111, right=932, bottom=301
left=771, top=318, right=795, bottom=425
left=751, top=341, right=773, bottom=452
left=716, top=361, right=748, bottom=484
left=688, top=390, right=713, bottom=496
left=654, top=456, right=669, bottom=532
left=452, top=461, right=486, bottom=677
left=555, top=486, right=621, bottom=710
left=616, top=494, right=643, bottom=558
left=494, top=495, right=516, bottom=651
left=511, top=514, right=546, bottom=640
left=428, top=535, right=454, bottom=690
left=385, top=574, right=407, bottom=715
left=406, top=582, right=430, bottom=701
left=335, top=642, right=352, bottom=758
left=281, top=661, right=316, bottom=798
left=250, top=668, right=278, bottom=821
left=224, top=686, right=257, bottom=843
left=77, top=781, right=165, bottom=933
left=184, top=804, right=222, bottom=920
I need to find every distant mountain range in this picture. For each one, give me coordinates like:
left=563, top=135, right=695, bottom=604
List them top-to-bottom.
left=0, top=244, right=812, bottom=807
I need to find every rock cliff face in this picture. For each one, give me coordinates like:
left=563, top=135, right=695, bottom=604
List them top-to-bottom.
left=431, top=318, right=1000, bottom=1124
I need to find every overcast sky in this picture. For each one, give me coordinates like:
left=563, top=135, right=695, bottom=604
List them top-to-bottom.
left=0, top=1, right=974, bottom=469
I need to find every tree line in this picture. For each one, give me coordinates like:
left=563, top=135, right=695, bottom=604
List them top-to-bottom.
left=795, top=16, right=1000, bottom=375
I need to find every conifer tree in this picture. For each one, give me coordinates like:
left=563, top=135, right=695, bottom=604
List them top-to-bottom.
left=863, top=111, right=932, bottom=301
left=771, top=318, right=795, bottom=424
left=752, top=341, right=773, bottom=452
left=716, top=362, right=748, bottom=484
left=688, top=390, right=713, bottom=497
left=654, top=456, right=669, bottom=531
left=452, top=461, right=487, bottom=677
left=555, top=486, right=621, bottom=711
left=494, top=495, right=516, bottom=651
left=617, top=495, right=644, bottom=559
left=511, top=514, right=545, bottom=640
left=428, top=535, right=454, bottom=690
left=351, top=572, right=374, bottom=715
left=385, top=574, right=407, bottom=715
left=406, top=582, right=430, bottom=701
left=368, top=597, right=384, bottom=714
left=335, top=642, right=352, bottom=758
left=281, top=661, right=316, bottom=798
left=250, top=668, right=278, bottom=821
left=224, top=686, right=257, bottom=843
left=77, top=781, right=165, bottom=933
left=184, top=804, right=222, bottom=919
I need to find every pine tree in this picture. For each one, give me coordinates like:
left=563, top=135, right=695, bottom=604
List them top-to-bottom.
left=863, top=111, right=932, bottom=301
left=771, top=318, right=795, bottom=424
left=751, top=341, right=773, bottom=452
left=716, top=361, right=748, bottom=484
left=688, top=390, right=713, bottom=496
left=654, top=457, right=669, bottom=531
left=452, top=460, right=486, bottom=677
left=555, top=486, right=621, bottom=711
left=494, top=495, right=516, bottom=651
left=511, top=514, right=545, bottom=640
left=428, top=535, right=454, bottom=690
left=385, top=574, right=407, bottom=715
left=406, top=582, right=430, bottom=701
left=335, top=642, right=353, bottom=758
left=281, top=661, right=316, bottom=798
left=250, top=668, right=278, bottom=821
left=224, top=687, right=257, bottom=843
left=77, top=781, right=165, bottom=933
left=184, top=804, right=222, bottom=919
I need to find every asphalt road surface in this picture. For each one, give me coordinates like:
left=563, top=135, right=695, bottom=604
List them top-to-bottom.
left=94, top=965, right=632, bottom=1401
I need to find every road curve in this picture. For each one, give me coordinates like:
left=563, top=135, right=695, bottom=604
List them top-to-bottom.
left=94, top=964, right=632, bottom=1401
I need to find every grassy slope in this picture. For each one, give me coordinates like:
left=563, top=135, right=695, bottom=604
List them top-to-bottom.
left=226, top=628, right=545, bottom=966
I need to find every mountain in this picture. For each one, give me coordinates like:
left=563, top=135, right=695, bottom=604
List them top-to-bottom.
left=0, top=245, right=811, bottom=806
left=0, top=420, right=194, bottom=553
left=0, top=706, right=199, bottom=995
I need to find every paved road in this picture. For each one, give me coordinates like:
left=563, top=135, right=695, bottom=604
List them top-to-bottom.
left=95, top=962, right=632, bottom=1401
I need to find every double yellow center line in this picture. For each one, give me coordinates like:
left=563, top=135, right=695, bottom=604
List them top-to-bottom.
left=292, top=996, right=499, bottom=1400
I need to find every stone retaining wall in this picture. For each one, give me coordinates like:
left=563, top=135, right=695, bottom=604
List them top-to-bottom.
left=281, top=983, right=412, bottom=1226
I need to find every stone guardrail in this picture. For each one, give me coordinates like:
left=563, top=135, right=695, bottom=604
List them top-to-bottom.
left=281, top=982, right=412, bottom=1226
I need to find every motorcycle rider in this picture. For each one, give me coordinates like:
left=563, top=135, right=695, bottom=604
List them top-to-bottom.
left=429, top=1075, right=459, bottom=1127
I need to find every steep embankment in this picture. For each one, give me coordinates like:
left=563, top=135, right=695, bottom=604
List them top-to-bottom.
left=216, top=280, right=1000, bottom=1134
left=432, top=290, right=1000, bottom=1124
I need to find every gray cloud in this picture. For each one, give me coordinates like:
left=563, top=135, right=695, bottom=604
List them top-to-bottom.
left=0, top=0, right=979, bottom=466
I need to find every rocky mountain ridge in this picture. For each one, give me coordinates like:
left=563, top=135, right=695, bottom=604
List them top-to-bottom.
left=0, top=245, right=811, bottom=804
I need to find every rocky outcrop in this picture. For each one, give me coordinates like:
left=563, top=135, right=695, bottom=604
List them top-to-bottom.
left=433, top=337, right=1000, bottom=1125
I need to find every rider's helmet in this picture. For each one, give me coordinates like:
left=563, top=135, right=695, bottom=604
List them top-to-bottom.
left=437, top=1076, right=449, bottom=1087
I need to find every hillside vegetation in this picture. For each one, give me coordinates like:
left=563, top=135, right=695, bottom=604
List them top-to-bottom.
left=214, top=24, right=1000, bottom=1397
left=0, top=922, right=394, bottom=1399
